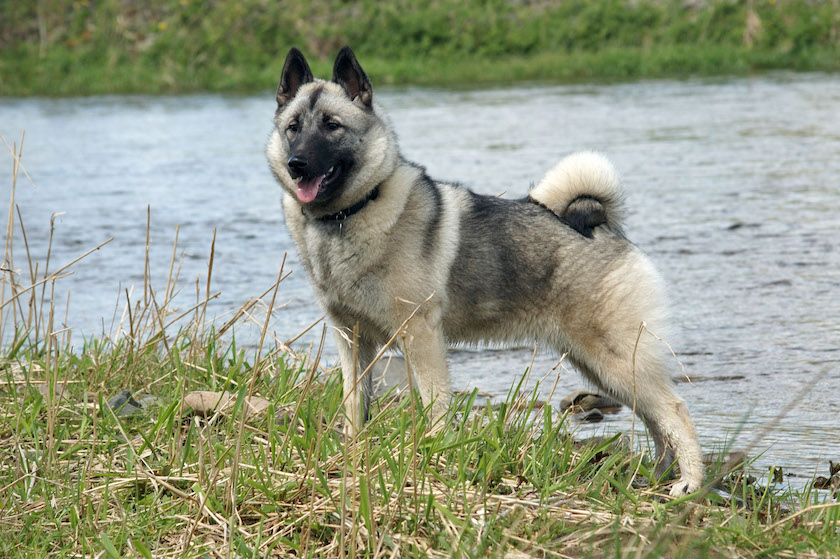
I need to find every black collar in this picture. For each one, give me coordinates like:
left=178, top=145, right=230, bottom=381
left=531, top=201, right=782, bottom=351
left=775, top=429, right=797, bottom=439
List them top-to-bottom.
left=313, top=186, right=380, bottom=222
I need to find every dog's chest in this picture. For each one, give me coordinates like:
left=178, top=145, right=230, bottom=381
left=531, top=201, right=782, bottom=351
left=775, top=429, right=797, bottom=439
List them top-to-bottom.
left=299, top=223, right=384, bottom=306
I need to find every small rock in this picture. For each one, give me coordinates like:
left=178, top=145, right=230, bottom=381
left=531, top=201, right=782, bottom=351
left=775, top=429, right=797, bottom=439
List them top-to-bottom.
left=37, top=381, right=74, bottom=400
left=107, top=389, right=143, bottom=417
left=559, top=389, right=622, bottom=414
left=182, top=390, right=270, bottom=418
left=135, top=393, right=162, bottom=408
left=579, top=408, right=604, bottom=423
left=769, top=466, right=784, bottom=484
left=813, top=476, right=838, bottom=491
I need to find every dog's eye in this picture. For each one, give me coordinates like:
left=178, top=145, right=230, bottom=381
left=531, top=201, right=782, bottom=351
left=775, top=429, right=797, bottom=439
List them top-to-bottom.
left=325, top=121, right=341, bottom=132
left=287, top=122, right=299, bottom=133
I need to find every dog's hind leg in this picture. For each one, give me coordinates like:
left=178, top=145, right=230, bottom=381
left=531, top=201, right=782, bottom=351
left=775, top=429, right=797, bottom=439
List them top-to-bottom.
left=566, top=254, right=704, bottom=496
left=616, top=343, right=703, bottom=494
left=575, top=344, right=704, bottom=496
left=638, top=392, right=702, bottom=495
left=640, top=415, right=675, bottom=479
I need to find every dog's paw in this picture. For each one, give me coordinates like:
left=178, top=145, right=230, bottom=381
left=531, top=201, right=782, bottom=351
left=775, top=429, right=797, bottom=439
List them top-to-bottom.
left=668, top=477, right=703, bottom=497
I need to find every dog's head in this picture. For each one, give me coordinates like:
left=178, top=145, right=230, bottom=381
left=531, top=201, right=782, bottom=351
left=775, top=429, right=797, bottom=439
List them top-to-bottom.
left=267, top=47, right=398, bottom=217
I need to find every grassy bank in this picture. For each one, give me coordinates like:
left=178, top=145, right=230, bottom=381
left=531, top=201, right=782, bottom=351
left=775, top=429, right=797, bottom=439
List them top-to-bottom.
left=2, top=0, right=840, bottom=95
left=2, top=140, right=840, bottom=557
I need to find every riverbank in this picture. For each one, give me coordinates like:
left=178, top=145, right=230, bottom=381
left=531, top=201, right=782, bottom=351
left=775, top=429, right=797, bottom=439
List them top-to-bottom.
left=2, top=0, right=839, bottom=95
left=2, top=306, right=839, bottom=557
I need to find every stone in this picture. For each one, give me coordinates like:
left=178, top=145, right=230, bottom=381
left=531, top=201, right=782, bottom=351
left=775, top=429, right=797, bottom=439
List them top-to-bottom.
left=37, top=381, right=74, bottom=400
left=107, top=389, right=143, bottom=417
left=559, top=389, right=622, bottom=414
left=182, top=390, right=270, bottom=418
left=135, top=393, right=163, bottom=408
left=579, top=408, right=604, bottom=423
left=812, top=476, right=839, bottom=491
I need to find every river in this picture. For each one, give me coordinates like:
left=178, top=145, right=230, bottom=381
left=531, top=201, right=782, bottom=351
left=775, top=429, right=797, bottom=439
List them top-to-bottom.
left=1, top=72, right=838, bottom=485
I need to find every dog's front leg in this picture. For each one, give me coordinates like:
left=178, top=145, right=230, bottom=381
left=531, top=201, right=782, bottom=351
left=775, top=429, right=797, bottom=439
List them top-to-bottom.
left=401, top=312, right=452, bottom=429
left=333, top=327, right=376, bottom=438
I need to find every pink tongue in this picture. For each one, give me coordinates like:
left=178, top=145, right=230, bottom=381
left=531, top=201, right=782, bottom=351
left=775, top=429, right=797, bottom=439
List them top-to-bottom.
left=296, top=175, right=325, bottom=203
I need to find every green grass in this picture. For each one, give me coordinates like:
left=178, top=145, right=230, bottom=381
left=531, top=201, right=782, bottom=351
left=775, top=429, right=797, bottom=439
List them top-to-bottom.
left=1, top=0, right=839, bottom=95
left=3, top=44, right=839, bottom=96
left=2, top=138, right=840, bottom=557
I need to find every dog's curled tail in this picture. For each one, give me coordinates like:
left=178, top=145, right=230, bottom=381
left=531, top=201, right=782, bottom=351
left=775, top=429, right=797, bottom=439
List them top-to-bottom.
left=529, top=151, right=625, bottom=238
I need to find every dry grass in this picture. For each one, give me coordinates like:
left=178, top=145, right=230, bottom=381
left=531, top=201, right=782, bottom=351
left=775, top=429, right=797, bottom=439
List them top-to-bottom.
left=2, top=134, right=839, bottom=558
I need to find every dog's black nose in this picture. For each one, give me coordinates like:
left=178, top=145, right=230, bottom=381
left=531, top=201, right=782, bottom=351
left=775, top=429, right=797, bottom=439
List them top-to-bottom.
left=287, top=155, right=308, bottom=178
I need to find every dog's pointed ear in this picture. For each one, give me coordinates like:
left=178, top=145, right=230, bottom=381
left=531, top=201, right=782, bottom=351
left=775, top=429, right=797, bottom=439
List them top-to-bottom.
left=332, top=46, right=372, bottom=109
left=277, top=47, right=313, bottom=109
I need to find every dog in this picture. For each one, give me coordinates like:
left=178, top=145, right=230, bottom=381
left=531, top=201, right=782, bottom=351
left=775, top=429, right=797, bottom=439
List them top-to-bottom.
left=266, top=46, right=704, bottom=495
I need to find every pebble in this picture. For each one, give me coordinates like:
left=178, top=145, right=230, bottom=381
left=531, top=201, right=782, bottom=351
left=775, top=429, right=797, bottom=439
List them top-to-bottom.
left=36, top=381, right=81, bottom=400
left=106, top=389, right=143, bottom=417
left=559, top=389, right=622, bottom=415
left=182, top=390, right=270, bottom=418
left=579, top=408, right=604, bottom=423
left=812, top=476, right=839, bottom=491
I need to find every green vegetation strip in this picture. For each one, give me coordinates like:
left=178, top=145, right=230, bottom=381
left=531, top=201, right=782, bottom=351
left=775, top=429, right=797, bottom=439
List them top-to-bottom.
left=1, top=0, right=839, bottom=95
left=2, top=138, right=840, bottom=558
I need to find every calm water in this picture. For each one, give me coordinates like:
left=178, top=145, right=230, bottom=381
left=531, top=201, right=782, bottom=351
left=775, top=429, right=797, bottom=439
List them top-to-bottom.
left=2, top=73, right=838, bottom=483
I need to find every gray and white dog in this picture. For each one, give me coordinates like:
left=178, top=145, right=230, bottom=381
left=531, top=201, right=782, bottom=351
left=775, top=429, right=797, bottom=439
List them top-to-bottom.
left=267, top=46, right=704, bottom=495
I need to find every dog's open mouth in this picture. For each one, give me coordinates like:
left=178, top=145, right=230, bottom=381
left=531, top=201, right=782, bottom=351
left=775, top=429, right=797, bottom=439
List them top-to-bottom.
left=296, top=164, right=342, bottom=203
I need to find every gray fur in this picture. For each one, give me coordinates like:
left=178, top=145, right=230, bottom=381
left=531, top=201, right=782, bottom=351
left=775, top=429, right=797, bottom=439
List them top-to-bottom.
left=266, top=47, right=704, bottom=496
